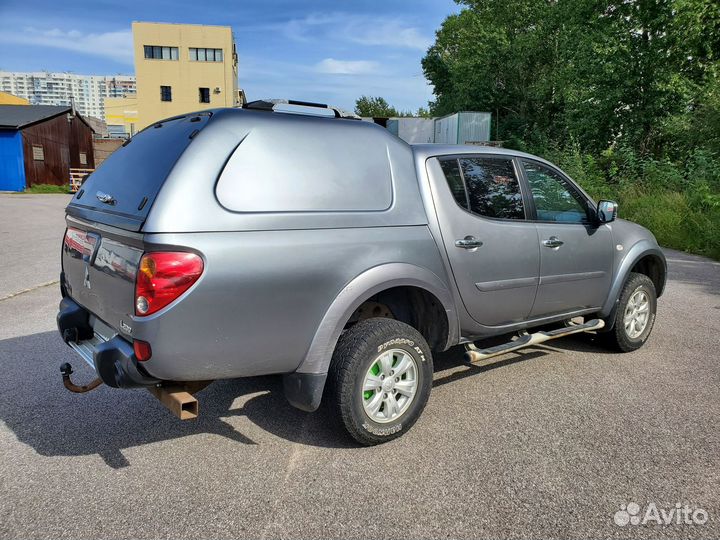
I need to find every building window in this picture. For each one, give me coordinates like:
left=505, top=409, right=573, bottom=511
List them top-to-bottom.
left=144, top=45, right=179, bottom=60
left=189, top=48, right=223, bottom=62
left=160, top=86, right=172, bottom=102
left=199, top=87, right=210, bottom=103
left=32, top=145, right=44, bottom=161
left=79, top=152, right=87, bottom=165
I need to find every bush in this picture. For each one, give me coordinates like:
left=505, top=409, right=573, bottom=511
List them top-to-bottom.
left=531, top=145, right=720, bottom=261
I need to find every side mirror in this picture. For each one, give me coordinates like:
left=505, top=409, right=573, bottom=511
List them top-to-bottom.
left=597, top=200, right=618, bottom=223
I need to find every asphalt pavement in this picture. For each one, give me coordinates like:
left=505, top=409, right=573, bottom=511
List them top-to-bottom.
left=0, top=194, right=718, bottom=539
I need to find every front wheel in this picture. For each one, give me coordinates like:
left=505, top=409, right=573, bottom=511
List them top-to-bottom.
left=600, top=272, right=657, bottom=352
left=327, top=318, right=433, bottom=445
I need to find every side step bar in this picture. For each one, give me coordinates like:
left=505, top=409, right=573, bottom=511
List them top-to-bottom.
left=463, top=319, right=605, bottom=364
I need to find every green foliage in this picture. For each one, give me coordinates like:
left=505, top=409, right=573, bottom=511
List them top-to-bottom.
left=422, top=0, right=720, bottom=259
left=354, top=96, right=429, bottom=118
left=355, top=96, right=401, bottom=117
left=540, top=144, right=720, bottom=260
left=22, top=184, right=69, bottom=194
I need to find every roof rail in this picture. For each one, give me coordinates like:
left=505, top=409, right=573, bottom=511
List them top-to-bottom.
left=242, top=99, right=361, bottom=120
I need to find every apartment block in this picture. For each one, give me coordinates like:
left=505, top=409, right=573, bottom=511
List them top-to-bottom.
left=0, top=72, right=136, bottom=121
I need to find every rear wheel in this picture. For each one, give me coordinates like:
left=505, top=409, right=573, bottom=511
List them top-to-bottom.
left=600, top=272, right=657, bottom=352
left=327, top=318, right=433, bottom=445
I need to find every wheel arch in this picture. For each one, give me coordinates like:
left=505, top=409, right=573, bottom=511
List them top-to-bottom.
left=599, top=240, right=666, bottom=325
left=630, top=253, right=666, bottom=298
left=283, top=263, right=458, bottom=412
left=300, top=263, right=458, bottom=375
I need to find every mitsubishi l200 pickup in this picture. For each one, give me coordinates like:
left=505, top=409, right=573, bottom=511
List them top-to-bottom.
left=57, top=100, right=665, bottom=444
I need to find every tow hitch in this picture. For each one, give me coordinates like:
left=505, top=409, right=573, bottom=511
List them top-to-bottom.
left=60, top=361, right=211, bottom=420
left=60, top=362, right=103, bottom=393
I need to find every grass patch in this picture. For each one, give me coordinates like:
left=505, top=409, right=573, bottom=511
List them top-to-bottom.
left=23, top=184, right=70, bottom=194
left=618, top=187, right=720, bottom=260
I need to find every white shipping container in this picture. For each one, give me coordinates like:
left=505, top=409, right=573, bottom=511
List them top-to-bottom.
left=434, top=112, right=492, bottom=144
left=387, top=118, right=435, bottom=143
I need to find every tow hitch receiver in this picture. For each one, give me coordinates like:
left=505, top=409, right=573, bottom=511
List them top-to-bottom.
left=464, top=318, right=605, bottom=363
left=60, top=363, right=103, bottom=393
left=147, top=381, right=211, bottom=420
left=148, top=385, right=199, bottom=420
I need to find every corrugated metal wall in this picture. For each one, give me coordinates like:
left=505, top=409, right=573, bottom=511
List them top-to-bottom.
left=434, top=112, right=491, bottom=144
left=457, top=112, right=491, bottom=144
left=364, top=113, right=493, bottom=144
left=434, top=114, right=459, bottom=144
left=396, top=118, right=434, bottom=143
left=0, top=131, right=26, bottom=191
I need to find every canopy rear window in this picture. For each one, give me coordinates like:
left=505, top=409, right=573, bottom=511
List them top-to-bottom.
left=67, top=114, right=211, bottom=231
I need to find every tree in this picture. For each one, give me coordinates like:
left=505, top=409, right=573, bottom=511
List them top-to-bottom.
left=422, top=0, right=719, bottom=155
left=354, top=96, right=400, bottom=117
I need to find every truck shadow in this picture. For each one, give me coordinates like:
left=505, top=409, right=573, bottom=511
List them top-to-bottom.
left=0, top=330, right=609, bottom=469
left=0, top=331, right=355, bottom=469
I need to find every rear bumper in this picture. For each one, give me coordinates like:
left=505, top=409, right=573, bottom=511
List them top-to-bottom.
left=57, top=297, right=159, bottom=388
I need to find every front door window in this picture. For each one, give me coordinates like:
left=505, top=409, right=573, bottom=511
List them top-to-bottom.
left=522, top=161, right=591, bottom=223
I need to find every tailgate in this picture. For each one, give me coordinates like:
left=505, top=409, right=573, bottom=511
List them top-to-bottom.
left=66, top=112, right=212, bottom=232
left=62, top=220, right=143, bottom=334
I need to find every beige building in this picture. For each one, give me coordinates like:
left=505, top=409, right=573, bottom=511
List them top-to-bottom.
left=131, top=22, right=240, bottom=130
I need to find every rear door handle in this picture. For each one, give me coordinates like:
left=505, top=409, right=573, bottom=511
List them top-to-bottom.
left=455, top=236, right=483, bottom=249
left=542, top=236, right=564, bottom=248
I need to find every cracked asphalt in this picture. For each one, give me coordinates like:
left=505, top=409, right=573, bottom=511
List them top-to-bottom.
left=0, top=194, right=718, bottom=539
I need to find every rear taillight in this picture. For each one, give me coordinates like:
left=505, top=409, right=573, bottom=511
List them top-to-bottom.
left=63, top=227, right=97, bottom=258
left=135, top=252, right=204, bottom=316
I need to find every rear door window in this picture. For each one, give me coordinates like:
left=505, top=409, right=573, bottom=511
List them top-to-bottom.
left=456, top=157, right=525, bottom=220
left=439, top=158, right=469, bottom=209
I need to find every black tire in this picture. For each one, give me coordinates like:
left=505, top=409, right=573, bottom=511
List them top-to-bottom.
left=600, top=272, right=657, bottom=352
left=327, top=318, right=433, bottom=445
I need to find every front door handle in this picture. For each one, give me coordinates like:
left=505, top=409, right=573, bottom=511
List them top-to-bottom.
left=455, top=236, right=483, bottom=249
left=542, top=236, right=564, bottom=248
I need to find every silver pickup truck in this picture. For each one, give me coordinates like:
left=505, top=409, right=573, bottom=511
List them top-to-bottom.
left=57, top=100, right=666, bottom=445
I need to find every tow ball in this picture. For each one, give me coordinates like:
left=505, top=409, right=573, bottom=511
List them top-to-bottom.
left=60, top=363, right=103, bottom=393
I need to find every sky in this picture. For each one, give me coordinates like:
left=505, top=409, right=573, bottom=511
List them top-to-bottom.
left=0, top=0, right=460, bottom=112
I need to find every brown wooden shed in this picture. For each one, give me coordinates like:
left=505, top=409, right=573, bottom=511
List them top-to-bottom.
left=0, top=105, right=95, bottom=190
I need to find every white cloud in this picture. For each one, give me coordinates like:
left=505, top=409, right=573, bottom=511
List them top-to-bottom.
left=281, top=13, right=432, bottom=51
left=348, top=21, right=432, bottom=50
left=0, top=27, right=133, bottom=65
left=315, top=58, right=379, bottom=75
